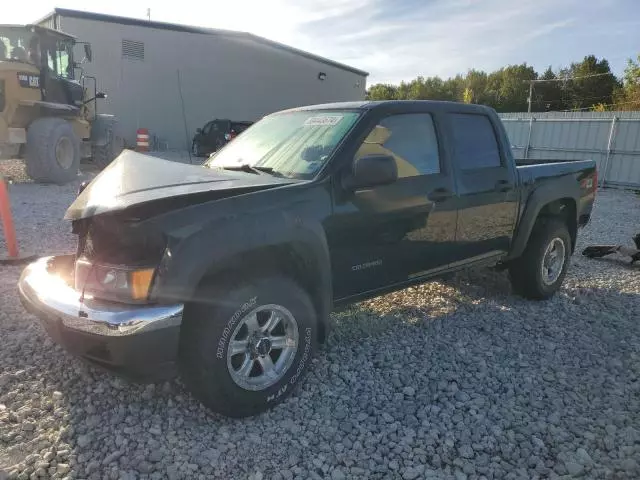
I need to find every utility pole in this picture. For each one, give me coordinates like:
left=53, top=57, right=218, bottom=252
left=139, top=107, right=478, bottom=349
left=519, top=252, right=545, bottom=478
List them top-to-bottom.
left=147, top=8, right=151, bottom=21
left=527, top=81, right=533, bottom=113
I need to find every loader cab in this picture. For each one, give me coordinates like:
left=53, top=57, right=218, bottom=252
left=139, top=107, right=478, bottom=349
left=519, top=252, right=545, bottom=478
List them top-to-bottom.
left=0, top=25, right=85, bottom=108
left=33, top=27, right=84, bottom=108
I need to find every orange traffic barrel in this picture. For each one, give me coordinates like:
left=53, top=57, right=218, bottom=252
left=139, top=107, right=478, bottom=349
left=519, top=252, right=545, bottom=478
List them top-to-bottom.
left=136, top=128, right=150, bottom=152
left=0, top=176, right=36, bottom=265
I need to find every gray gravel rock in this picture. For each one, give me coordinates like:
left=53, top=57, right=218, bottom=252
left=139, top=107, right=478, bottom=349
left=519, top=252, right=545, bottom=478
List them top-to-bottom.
left=0, top=179, right=639, bottom=479
left=621, top=458, right=638, bottom=473
left=565, top=461, right=584, bottom=476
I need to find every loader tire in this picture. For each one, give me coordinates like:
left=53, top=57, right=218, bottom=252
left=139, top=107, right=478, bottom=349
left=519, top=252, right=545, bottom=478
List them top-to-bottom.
left=91, top=116, right=124, bottom=169
left=25, top=118, right=80, bottom=185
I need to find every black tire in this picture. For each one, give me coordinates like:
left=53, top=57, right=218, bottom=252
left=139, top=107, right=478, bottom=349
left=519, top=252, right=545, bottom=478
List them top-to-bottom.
left=92, top=117, right=124, bottom=169
left=25, top=118, right=80, bottom=185
left=192, top=141, right=202, bottom=157
left=509, top=218, right=572, bottom=300
left=179, top=276, right=318, bottom=417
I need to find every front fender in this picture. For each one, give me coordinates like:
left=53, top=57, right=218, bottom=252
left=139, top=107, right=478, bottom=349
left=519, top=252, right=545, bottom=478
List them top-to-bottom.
left=150, top=199, right=333, bottom=332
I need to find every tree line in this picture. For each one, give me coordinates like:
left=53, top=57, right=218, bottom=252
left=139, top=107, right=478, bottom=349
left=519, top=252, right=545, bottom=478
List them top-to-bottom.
left=366, top=54, right=640, bottom=112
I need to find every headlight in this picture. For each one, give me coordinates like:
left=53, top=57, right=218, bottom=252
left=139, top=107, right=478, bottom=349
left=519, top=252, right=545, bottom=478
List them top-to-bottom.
left=74, top=258, right=155, bottom=302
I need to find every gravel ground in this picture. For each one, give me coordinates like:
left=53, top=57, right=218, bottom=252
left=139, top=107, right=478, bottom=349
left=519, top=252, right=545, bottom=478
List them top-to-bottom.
left=0, top=174, right=639, bottom=479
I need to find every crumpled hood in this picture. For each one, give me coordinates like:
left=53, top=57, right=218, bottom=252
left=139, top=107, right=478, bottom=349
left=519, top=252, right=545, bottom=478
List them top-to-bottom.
left=65, top=150, right=294, bottom=220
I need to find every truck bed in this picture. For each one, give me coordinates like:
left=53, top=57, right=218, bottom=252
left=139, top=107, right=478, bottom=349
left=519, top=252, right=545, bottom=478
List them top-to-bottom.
left=515, top=158, right=596, bottom=185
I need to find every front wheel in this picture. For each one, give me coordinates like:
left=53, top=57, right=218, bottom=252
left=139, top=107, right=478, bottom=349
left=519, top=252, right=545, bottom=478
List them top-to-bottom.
left=25, top=118, right=80, bottom=185
left=509, top=218, right=571, bottom=300
left=179, top=276, right=318, bottom=417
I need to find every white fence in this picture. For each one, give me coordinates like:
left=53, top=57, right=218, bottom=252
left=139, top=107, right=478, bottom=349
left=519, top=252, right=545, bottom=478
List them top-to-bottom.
left=499, top=111, right=640, bottom=189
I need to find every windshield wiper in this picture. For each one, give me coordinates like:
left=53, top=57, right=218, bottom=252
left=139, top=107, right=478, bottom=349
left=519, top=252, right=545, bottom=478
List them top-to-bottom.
left=219, top=164, right=279, bottom=176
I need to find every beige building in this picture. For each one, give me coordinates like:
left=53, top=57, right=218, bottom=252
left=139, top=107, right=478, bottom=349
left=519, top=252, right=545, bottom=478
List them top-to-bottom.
left=36, top=8, right=368, bottom=149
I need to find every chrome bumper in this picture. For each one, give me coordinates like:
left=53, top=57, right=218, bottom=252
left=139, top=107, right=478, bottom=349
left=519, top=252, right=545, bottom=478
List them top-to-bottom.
left=18, top=256, right=183, bottom=337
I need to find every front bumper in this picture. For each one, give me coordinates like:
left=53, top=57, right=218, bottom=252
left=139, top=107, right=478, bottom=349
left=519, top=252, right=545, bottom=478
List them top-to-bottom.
left=18, top=256, right=184, bottom=381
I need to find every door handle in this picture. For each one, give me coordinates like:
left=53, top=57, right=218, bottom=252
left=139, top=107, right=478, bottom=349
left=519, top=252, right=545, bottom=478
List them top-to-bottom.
left=495, top=180, right=513, bottom=192
left=428, top=188, right=453, bottom=202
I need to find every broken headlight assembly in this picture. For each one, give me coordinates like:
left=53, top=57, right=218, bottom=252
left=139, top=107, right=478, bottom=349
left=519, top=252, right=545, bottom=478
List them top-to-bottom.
left=74, top=258, right=156, bottom=303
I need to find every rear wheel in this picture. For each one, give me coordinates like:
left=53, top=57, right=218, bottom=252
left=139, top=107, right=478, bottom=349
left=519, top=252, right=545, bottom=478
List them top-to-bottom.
left=25, top=118, right=80, bottom=185
left=509, top=218, right=571, bottom=300
left=180, top=276, right=317, bottom=417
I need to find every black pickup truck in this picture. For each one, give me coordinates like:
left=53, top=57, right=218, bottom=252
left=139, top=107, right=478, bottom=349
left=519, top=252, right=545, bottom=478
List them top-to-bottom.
left=19, top=101, right=597, bottom=417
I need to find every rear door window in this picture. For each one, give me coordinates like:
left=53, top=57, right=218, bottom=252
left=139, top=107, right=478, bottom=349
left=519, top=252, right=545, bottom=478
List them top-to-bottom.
left=449, top=113, right=502, bottom=170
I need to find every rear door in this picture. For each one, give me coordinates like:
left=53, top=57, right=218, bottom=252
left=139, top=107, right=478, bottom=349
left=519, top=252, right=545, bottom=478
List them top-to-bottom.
left=328, top=111, right=458, bottom=300
left=446, top=112, right=518, bottom=264
left=205, top=121, right=224, bottom=153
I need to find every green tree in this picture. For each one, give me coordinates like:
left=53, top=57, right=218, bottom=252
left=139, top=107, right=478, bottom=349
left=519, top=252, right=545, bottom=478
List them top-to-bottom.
left=364, top=54, right=628, bottom=112
left=613, top=54, right=640, bottom=110
left=564, top=55, right=621, bottom=110
left=490, top=64, right=537, bottom=112
left=534, top=66, right=565, bottom=111
left=463, top=69, right=489, bottom=104
left=366, top=83, right=398, bottom=100
left=463, top=87, right=473, bottom=104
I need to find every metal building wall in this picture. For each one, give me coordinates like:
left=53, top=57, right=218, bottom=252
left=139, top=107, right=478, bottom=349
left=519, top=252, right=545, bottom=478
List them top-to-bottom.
left=51, top=14, right=367, bottom=149
left=499, top=112, right=640, bottom=188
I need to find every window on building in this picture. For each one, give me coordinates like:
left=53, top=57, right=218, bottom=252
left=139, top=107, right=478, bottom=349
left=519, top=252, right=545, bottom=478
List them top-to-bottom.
left=355, top=113, right=440, bottom=178
left=449, top=113, right=502, bottom=170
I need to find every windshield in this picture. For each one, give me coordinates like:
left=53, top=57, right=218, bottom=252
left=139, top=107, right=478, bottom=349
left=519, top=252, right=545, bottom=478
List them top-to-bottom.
left=0, top=27, right=37, bottom=65
left=205, top=110, right=360, bottom=179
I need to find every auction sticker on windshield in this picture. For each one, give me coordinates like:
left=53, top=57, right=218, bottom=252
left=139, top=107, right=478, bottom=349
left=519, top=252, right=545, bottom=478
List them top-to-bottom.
left=304, top=115, right=343, bottom=126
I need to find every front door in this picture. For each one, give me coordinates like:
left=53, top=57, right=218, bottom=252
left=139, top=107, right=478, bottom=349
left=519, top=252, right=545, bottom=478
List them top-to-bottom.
left=327, top=112, right=458, bottom=301
left=447, top=112, right=518, bottom=264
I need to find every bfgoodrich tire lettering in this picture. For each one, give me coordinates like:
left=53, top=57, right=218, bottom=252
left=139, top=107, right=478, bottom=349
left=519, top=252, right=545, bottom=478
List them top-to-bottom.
left=180, top=276, right=317, bottom=417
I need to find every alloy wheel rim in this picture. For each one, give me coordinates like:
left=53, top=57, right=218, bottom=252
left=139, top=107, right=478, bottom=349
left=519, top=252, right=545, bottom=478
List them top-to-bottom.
left=541, top=237, right=566, bottom=285
left=226, top=304, right=299, bottom=391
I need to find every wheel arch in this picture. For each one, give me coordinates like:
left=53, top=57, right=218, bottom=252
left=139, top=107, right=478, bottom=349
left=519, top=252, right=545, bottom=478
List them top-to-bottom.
left=509, top=178, right=580, bottom=260
left=194, top=243, right=332, bottom=344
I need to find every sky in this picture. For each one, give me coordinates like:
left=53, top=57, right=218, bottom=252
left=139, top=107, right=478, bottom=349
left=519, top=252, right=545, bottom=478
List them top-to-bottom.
left=6, top=0, right=639, bottom=85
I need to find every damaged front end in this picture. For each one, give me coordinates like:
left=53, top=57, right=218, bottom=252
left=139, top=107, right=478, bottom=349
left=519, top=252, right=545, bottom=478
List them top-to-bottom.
left=18, top=151, right=295, bottom=379
left=18, top=193, right=189, bottom=379
left=71, top=210, right=168, bottom=304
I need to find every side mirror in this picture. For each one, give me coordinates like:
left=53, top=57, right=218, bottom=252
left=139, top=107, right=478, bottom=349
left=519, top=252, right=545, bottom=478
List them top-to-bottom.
left=84, top=44, right=93, bottom=62
left=95, top=92, right=107, bottom=99
left=343, top=154, right=397, bottom=190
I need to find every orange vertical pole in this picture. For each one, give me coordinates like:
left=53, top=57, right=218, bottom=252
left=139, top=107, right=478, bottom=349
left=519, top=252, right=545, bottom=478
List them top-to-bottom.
left=0, top=177, right=19, bottom=258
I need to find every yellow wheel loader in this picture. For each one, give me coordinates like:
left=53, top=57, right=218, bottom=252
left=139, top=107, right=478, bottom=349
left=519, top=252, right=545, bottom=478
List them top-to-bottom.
left=0, top=24, right=123, bottom=184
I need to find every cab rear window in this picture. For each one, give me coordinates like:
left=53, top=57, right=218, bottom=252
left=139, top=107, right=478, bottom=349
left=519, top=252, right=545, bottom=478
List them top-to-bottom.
left=449, top=113, right=501, bottom=170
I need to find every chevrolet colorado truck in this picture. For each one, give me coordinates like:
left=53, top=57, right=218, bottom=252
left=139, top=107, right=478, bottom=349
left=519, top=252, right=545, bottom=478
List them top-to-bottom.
left=19, top=101, right=597, bottom=417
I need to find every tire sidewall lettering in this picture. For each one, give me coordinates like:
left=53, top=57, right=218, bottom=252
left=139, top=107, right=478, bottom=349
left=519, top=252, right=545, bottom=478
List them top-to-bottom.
left=215, top=296, right=257, bottom=359
left=289, top=327, right=313, bottom=386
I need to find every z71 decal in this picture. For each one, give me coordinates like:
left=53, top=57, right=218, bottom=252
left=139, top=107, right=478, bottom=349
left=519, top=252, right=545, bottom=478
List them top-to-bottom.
left=17, top=73, right=40, bottom=89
